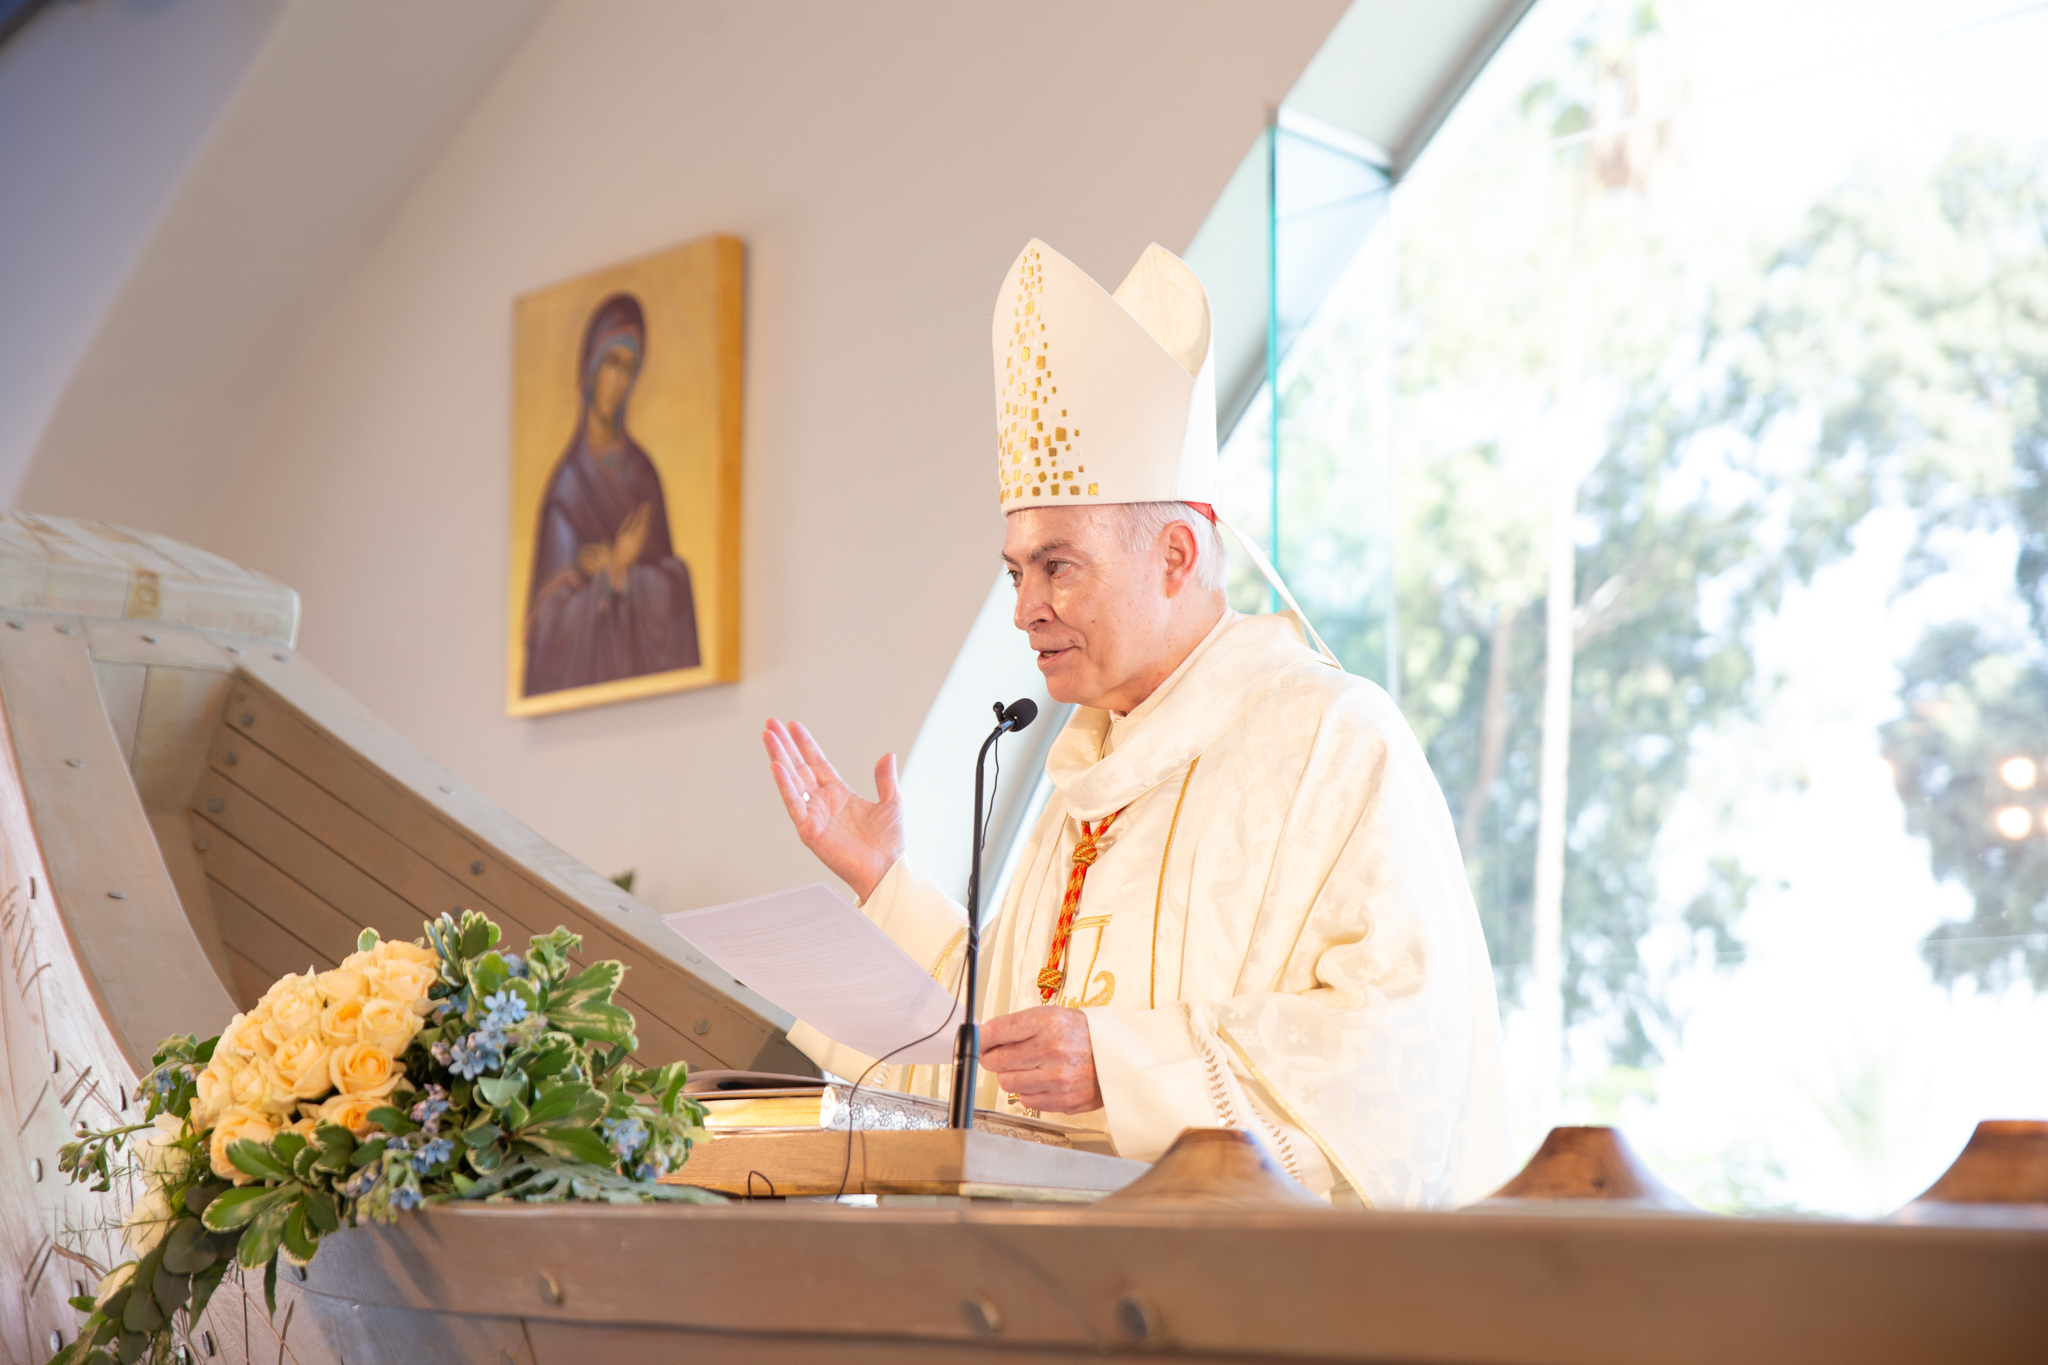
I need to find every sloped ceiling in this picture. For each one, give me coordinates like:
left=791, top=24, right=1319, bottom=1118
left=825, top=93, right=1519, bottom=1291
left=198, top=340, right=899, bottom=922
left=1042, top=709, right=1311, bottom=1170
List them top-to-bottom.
left=9, top=0, right=547, bottom=540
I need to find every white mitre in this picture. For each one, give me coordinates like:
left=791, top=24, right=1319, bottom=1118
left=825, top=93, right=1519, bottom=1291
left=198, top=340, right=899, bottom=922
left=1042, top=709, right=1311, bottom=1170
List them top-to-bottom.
left=993, top=239, right=1217, bottom=511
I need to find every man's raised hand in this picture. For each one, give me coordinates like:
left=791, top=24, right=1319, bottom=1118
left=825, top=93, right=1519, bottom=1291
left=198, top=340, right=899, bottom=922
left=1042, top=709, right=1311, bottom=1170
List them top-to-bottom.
left=762, top=718, right=905, bottom=902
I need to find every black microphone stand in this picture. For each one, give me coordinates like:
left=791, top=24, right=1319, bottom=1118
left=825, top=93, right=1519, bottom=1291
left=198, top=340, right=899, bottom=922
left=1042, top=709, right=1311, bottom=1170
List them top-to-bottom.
left=948, top=699, right=1036, bottom=1129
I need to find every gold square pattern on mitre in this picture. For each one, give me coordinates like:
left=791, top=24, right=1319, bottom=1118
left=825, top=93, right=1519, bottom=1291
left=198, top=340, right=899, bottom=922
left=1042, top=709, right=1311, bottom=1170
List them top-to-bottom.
left=998, top=248, right=1095, bottom=507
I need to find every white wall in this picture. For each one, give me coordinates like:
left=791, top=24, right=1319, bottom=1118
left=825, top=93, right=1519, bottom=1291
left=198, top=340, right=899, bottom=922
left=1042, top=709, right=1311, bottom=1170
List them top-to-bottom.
left=0, top=0, right=284, bottom=499
left=160, top=0, right=1347, bottom=916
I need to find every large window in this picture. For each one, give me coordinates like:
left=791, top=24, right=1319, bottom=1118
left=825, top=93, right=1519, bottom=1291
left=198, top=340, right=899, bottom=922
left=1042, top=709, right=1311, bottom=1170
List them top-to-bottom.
left=1225, top=0, right=2048, bottom=1213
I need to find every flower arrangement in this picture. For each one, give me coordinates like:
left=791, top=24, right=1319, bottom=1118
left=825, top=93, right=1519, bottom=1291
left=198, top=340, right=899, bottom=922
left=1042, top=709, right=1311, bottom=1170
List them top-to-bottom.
left=52, top=910, right=712, bottom=1364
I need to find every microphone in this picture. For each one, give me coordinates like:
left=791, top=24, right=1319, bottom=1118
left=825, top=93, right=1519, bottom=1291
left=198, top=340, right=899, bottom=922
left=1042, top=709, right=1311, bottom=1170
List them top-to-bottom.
left=948, top=697, right=1038, bottom=1129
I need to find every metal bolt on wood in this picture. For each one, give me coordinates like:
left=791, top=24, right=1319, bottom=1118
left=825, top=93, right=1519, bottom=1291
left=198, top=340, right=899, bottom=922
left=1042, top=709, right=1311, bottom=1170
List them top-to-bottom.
left=537, top=1271, right=563, bottom=1306
left=1117, top=1292, right=1161, bottom=1344
left=963, top=1295, right=1003, bottom=1335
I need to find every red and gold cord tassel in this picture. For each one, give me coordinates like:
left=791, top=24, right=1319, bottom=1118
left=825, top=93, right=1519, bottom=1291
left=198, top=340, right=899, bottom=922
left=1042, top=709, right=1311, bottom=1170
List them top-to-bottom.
left=1037, top=807, right=1126, bottom=1001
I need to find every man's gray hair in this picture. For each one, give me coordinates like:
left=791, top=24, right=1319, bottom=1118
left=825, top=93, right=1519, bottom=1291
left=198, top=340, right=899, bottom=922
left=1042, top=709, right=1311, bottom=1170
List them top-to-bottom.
left=1109, top=501, right=1229, bottom=594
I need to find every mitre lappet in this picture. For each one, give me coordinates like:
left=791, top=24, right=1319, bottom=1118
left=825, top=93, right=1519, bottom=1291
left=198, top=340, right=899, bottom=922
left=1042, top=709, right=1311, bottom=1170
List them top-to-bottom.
left=991, top=237, right=1333, bottom=659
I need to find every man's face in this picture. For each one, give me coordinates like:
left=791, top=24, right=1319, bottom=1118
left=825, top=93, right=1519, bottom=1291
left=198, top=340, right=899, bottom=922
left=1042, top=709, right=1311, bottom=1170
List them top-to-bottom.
left=1003, top=507, right=1173, bottom=710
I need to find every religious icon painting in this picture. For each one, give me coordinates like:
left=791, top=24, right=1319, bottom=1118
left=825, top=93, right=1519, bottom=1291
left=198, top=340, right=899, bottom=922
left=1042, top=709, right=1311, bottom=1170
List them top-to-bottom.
left=507, top=234, right=743, bottom=716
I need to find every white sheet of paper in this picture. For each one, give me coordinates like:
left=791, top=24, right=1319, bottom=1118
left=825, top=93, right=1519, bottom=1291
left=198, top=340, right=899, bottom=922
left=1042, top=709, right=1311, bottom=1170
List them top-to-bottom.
left=663, top=884, right=962, bottom=1065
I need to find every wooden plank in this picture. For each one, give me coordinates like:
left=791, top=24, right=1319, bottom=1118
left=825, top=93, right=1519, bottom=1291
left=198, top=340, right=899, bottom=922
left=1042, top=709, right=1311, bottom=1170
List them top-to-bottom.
left=0, top=614, right=235, bottom=1064
left=84, top=618, right=233, bottom=671
left=91, top=660, right=144, bottom=765
left=132, top=663, right=232, bottom=813
left=216, top=674, right=789, bottom=1070
left=194, top=729, right=708, bottom=1064
left=201, top=731, right=541, bottom=941
left=195, top=767, right=432, bottom=943
left=148, top=810, right=233, bottom=991
left=191, top=812, right=380, bottom=965
left=210, top=879, right=334, bottom=983
left=223, top=948, right=271, bottom=1012
left=295, top=1202, right=2048, bottom=1365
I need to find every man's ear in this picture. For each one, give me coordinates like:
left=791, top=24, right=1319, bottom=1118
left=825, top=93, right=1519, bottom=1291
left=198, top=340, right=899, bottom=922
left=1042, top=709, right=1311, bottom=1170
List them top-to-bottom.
left=1159, top=520, right=1199, bottom=597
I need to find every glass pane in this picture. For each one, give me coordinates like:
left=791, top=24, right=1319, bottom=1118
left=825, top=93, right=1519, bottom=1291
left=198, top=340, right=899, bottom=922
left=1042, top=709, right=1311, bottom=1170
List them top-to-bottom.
left=1263, top=0, right=2048, bottom=1213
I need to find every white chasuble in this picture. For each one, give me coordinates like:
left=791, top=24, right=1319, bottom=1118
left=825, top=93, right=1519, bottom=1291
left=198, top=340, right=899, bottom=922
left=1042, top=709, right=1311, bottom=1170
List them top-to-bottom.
left=788, top=612, right=1509, bottom=1209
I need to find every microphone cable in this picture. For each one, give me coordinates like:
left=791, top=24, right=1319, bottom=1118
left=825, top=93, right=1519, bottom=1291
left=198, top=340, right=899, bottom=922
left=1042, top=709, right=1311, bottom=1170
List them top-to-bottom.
left=831, top=722, right=1011, bottom=1200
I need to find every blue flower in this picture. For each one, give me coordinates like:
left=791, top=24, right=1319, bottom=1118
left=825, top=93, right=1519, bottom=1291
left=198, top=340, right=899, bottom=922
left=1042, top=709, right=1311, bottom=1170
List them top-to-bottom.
left=498, top=950, right=529, bottom=978
left=481, top=990, right=528, bottom=1032
left=446, top=1030, right=505, bottom=1080
left=150, top=1068, right=182, bottom=1095
left=409, top=1085, right=451, bottom=1132
left=601, top=1117, right=648, bottom=1161
left=410, top=1138, right=454, bottom=1172
left=634, top=1151, right=669, bottom=1182
left=340, top=1166, right=381, bottom=1200
left=389, top=1186, right=422, bottom=1212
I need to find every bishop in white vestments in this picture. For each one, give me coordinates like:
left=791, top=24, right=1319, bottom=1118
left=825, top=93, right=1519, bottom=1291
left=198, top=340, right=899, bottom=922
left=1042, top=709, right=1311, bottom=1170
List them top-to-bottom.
left=764, top=239, right=1508, bottom=1208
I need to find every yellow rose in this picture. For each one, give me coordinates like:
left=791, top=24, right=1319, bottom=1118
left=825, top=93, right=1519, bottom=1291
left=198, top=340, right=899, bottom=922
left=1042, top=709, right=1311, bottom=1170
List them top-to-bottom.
left=374, top=939, right=440, bottom=968
left=341, top=948, right=375, bottom=973
left=368, top=957, right=438, bottom=1005
left=315, top=966, right=370, bottom=1003
left=259, top=974, right=324, bottom=1048
left=358, top=996, right=420, bottom=1054
left=319, top=997, right=365, bottom=1047
left=217, top=1008, right=275, bottom=1061
left=270, top=1034, right=335, bottom=1101
left=329, top=1042, right=402, bottom=1098
left=227, top=1058, right=292, bottom=1118
left=191, top=1060, right=233, bottom=1131
left=314, top=1091, right=382, bottom=1135
left=208, top=1105, right=278, bottom=1184
left=135, top=1113, right=191, bottom=1184
left=281, top=1115, right=319, bottom=1139
left=123, top=1186, right=174, bottom=1257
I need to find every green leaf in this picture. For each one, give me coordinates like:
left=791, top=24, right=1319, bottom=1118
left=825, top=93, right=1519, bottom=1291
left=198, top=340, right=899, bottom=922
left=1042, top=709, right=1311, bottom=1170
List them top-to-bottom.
left=459, top=917, right=493, bottom=959
left=358, top=927, right=381, bottom=953
left=469, top=949, right=510, bottom=999
left=548, top=959, right=623, bottom=1010
left=548, top=999, right=636, bottom=1047
left=477, top=1072, right=526, bottom=1107
left=525, top=1082, right=604, bottom=1128
left=367, top=1106, right=417, bottom=1136
left=460, top=1121, right=503, bottom=1148
left=312, top=1122, right=356, bottom=1172
left=519, top=1123, right=617, bottom=1167
left=271, top=1131, right=308, bottom=1166
left=350, top=1137, right=388, bottom=1168
left=227, top=1138, right=292, bottom=1183
left=467, top=1142, right=504, bottom=1174
left=292, top=1144, right=320, bottom=1182
left=182, top=1182, right=224, bottom=1217
left=202, top=1184, right=292, bottom=1233
left=303, top=1187, right=341, bottom=1234
left=282, top=1199, right=320, bottom=1264
left=239, top=1200, right=290, bottom=1271
left=162, top=1217, right=218, bottom=1275
left=264, top=1250, right=280, bottom=1316
left=121, top=1257, right=164, bottom=1332
left=151, top=1260, right=190, bottom=1317
left=189, top=1260, right=229, bottom=1320
left=67, top=1293, right=95, bottom=1312
left=117, top=1329, right=149, bottom=1364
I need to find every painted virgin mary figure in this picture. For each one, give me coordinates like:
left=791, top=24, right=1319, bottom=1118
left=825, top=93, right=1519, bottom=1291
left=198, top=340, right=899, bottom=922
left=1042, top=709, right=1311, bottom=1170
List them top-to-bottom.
left=525, top=293, right=701, bottom=696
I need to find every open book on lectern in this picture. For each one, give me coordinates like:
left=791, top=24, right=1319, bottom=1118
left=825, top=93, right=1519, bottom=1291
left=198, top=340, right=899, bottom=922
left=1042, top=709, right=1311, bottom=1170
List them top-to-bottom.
left=663, top=884, right=962, bottom=1066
